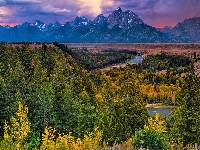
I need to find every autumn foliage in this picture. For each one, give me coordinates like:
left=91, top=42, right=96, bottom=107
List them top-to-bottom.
left=0, top=42, right=199, bottom=149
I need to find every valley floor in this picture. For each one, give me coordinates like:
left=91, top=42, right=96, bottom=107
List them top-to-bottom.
left=66, top=43, right=200, bottom=58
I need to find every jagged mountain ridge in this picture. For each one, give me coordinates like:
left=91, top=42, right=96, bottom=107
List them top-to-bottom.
left=0, top=7, right=199, bottom=43
left=48, top=7, right=166, bottom=42
left=160, top=17, right=200, bottom=42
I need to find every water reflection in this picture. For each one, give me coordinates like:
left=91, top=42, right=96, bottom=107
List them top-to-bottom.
left=129, top=56, right=144, bottom=64
left=149, top=108, right=176, bottom=116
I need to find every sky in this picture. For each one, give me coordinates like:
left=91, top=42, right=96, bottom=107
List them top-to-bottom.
left=0, top=0, right=200, bottom=28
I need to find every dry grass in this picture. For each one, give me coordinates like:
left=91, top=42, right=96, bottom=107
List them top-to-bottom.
left=8, top=43, right=56, bottom=49
left=66, top=43, right=200, bottom=58
left=66, top=43, right=200, bottom=74
left=194, top=60, right=200, bottom=76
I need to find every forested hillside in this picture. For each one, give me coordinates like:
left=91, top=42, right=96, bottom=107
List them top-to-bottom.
left=0, top=42, right=200, bottom=149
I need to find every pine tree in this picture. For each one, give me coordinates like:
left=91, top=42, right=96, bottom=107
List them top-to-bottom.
left=167, top=63, right=200, bottom=145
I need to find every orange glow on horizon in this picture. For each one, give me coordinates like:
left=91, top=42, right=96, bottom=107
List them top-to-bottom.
left=152, top=22, right=176, bottom=28
left=0, top=23, right=17, bottom=27
left=154, top=25, right=168, bottom=28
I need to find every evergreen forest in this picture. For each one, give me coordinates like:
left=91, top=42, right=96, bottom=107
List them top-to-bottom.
left=0, top=42, right=200, bottom=150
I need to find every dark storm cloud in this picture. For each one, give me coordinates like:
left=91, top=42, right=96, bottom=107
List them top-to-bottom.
left=0, top=0, right=200, bottom=27
left=0, top=0, right=41, bottom=6
left=0, top=0, right=79, bottom=25
left=100, top=0, right=161, bottom=21
left=101, top=0, right=200, bottom=27
left=115, top=0, right=160, bottom=10
left=191, top=0, right=200, bottom=7
left=15, top=5, right=71, bottom=17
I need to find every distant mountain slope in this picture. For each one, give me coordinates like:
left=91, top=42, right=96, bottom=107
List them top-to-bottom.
left=49, top=7, right=167, bottom=43
left=0, top=8, right=199, bottom=43
left=159, top=17, right=200, bottom=43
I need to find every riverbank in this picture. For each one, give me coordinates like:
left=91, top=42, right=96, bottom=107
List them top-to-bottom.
left=146, top=103, right=178, bottom=108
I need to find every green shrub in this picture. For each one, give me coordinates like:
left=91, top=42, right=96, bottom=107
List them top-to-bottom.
left=133, top=113, right=170, bottom=150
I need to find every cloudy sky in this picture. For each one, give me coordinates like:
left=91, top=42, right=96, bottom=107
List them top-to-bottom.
left=0, top=0, right=200, bottom=28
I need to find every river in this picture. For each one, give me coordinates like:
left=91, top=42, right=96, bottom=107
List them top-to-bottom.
left=101, top=55, right=144, bottom=70
left=101, top=56, right=176, bottom=116
left=129, top=56, right=144, bottom=64
left=149, top=108, right=176, bottom=116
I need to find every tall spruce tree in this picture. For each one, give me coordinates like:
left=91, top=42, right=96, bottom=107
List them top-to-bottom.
left=167, top=63, right=200, bottom=145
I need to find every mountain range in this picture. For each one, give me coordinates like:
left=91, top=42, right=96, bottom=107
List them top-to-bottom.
left=0, top=7, right=200, bottom=43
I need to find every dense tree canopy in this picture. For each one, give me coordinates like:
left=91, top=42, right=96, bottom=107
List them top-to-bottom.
left=0, top=42, right=199, bottom=149
left=0, top=42, right=148, bottom=145
left=167, top=63, right=200, bottom=146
